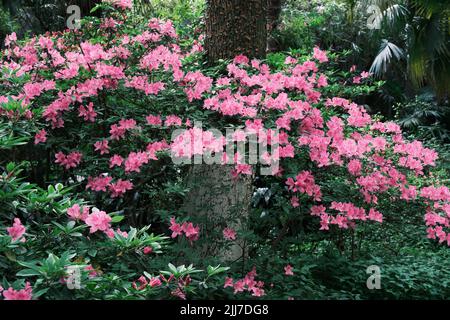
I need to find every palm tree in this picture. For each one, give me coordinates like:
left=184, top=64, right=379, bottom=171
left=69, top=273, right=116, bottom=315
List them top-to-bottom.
left=367, top=0, right=449, bottom=100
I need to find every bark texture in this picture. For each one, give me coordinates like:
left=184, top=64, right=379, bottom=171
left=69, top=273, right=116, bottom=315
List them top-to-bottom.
left=205, top=0, right=268, bottom=63
left=183, top=165, right=254, bottom=261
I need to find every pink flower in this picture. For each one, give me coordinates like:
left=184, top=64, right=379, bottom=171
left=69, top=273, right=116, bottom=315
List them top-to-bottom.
left=103, top=0, right=132, bottom=10
left=4, top=32, right=17, bottom=47
left=313, top=47, right=328, bottom=63
left=233, top=55, right=249, bottom=65
left=284, top=56, right=298, bottom=65
left=184, top=71, right=213, bottom=102
left=361, top=71, right=371, bottom=79
left=353, top=76, right=361, bottom=84
left=78, top=103, right=97, bottom=122
left=146, top=115, right=162, bottom=126
left=164, top=115, right=182, bottom=127
left=119, top=119, right=137, bottom=130
left=110, top=124, right=126, bottom=140
left=34, top=129, right=47, bottom=144
left=94, top=140, right=110, bottom=155
left=55, top=151, right=82, bottom=170
left=124, top=151, right=149, bottom=173
left=109, top=155, right=124, bottom=168
left=348, top=159, right=362, bottom=176
left=285, top=171, right=322, bottom=201
left=86, top=175, right=112, bottom=192
left=109, top=179, right=133, bottom=198
left=291, top=196, right=300, bottom=208
left=67, top=204, right=89, bottom=221
left=311, top=205, right=327, bottom=216
left=368, top=208, right=383, bottom=223
left=85, top=209, right=112, bottom=233
left=320, top=214, right=330, bottom=231
left=169, top=217, right=183, bottom=238
left=7, top=218, right=26, bottom=242
left=169, top=218, right=199, bottom=242
left=182, top=222, right=200, bottom=242
left=223, top=227, right=237, bottom=240
left=104, top=228, right=115, bottom=239
left=115, top=228, right=128, bottom=238
left=143, top=246, right=153, bottom=255
left=85, top=265, right=98, bottom=278
left=284, top=265, right=294, bottom=276
left=225, top=268, right=265, bottom=297
left=132, top=276, right=148, bottom=290
left=149, top=276, right=162, bottom=287
left=224, top=277, right=234, bottom=288
left=233, top=280, right=245, bottom=293
left=2, top=282, right=33, bottom=300
left=251, top=287, right=265, bottom=297
left=171, top=288, right=186, bottom=300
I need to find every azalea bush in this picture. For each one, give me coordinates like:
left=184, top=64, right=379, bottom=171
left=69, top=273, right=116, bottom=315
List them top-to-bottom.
left=0, top=1, right=449, bottom=300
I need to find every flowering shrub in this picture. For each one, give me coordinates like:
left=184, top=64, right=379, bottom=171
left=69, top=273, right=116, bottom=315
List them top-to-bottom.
left=0, top=2, right=449, bottom=300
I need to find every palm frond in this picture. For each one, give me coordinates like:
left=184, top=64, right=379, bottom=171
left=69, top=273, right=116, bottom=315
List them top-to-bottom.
left=370, top=39, right=405, bottom=76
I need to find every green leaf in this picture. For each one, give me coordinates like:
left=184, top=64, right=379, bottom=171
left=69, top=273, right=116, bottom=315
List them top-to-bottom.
left=111, top=215, right=125, bottom=223
left=16, top=269, right=41, bottom=277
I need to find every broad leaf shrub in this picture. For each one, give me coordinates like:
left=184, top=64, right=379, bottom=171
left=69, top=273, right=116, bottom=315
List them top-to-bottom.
left=0, top=1, right=449, bottom=299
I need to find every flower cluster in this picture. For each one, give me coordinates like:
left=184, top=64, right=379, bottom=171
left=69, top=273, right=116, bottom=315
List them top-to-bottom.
left=169, top=217, right=200, bottom=242
left=224, top=267, right=265, bottom=297
left=0, top=282, right=33, bottom=300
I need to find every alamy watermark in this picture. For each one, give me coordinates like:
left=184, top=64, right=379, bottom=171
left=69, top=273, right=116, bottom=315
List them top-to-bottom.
left=67, top=5, right=81, bottom=30
left=366, top=5, right=382, bottom=30
left=170, top=121, right=280, bottom=176
left=366, top=265, right=381, bottom=289
left=65, top=266, right=81, bottom=290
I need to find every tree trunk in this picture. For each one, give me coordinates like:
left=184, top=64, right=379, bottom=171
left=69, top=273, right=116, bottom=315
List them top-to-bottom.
left=183, top=0, right=268, bottom=262
left=205, top=0, right=267, bottom=63
left=267, top=0, right=283, bottom=52
left=182, top=165, right=254, bottom=261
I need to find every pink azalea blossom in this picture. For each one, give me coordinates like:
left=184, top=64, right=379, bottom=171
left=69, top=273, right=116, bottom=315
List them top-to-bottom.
left=103, top=0, right=133, bottom=10
left=313, top=47, right=328, bottom=63
left=353, top=76, right=361, bottom=84
left=78, top=102, right=97, bottom=122
left=146, top=114, right=162, bottom=126
left=34, top=129, right=47, bottom=144
left=94, top=140, right=110, bottom=155
left=55, top=151, right=82, bottom=170
left=124, top=151, right=149, bottom=173
left=109, top=154, right=124, bottom=168
left=86, top=175, right=112, bottom=192
left=109, top=179, right=133, bottom=197
left=291, top=196, right=300, bottom=208
left=67, top=204, right=89, bottom=221
left=85, top=209, right=112, bottom=233
left=169, top=217, right=184, bottom=238
left=7, top=218, right=26, bottom=242
left=182, top=222, right=200, bottom=242
left=223, top=227, right=237, bottom=240
left=143, top=246, right=153, bottom=255
left=85, top=265, right=98, bottom=278
left=284, top=265, right=294, bottom=276
left=149, top=276, right=162, bottom=287
left=224, top=277, right=234, bottom=288
left=2, top=282, right=33, bottom=300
